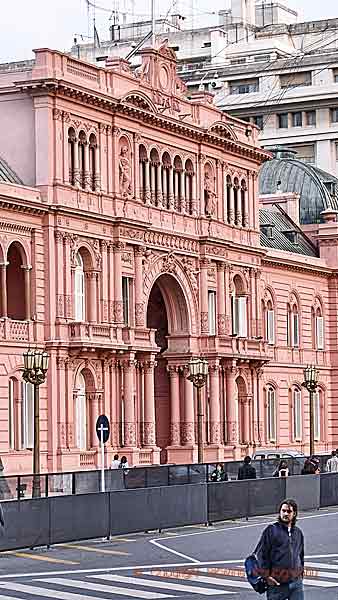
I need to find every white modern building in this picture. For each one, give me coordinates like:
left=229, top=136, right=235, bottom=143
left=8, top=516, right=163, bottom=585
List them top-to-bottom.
left=70, top=1, right=338, bottom=176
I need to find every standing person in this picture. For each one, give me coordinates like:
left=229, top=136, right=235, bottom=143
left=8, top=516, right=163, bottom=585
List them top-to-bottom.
left=326, top=450, right=338, bottom=473
left=111, top=454, right=120, bottom=469
left=119, top=456, right=129, bottom=469
left=238, top=456, right=256, bottom=480
left=301, top=456, right=320, bottom=475
left=273, top=460, right=289, bottom=478
left=210, top=463, right=228, bottom=482
left=256, top=499, right=304, bottom=599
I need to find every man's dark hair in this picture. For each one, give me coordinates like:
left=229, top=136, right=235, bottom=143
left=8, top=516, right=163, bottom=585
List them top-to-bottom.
left=331, top=450, right=336, bottom=457
left=114, top=454, right=119, bottom=460
left=244, top=455, right=251, bottom=464
left=278, top=498, right=298, bottom=526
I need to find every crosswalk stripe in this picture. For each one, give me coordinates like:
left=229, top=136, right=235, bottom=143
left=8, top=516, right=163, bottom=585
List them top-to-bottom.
left=306, top=562, right=338, bottom=570
left=143, top=571, right=249, bottom=590
left=90, top=573, right=232, bottom=595
left=39, top=578, right=172, bottom=599
left=303, top=579, right=338, bottom=587
left=0, top=581, right=148, bottom=600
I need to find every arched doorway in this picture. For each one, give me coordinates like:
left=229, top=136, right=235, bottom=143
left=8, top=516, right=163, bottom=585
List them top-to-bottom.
left=146, top=274, right=190, bottom=463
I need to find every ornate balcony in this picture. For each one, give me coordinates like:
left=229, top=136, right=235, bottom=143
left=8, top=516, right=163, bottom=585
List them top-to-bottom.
left=0, top=319, right=32, bottom=342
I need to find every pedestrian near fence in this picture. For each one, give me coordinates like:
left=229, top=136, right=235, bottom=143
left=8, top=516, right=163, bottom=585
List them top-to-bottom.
left=326, top=450, right=338, bottom=472
left=111, top=454, right=120, bottom=469
left=238, top=456, right=257, bottom=480
left=273, top=460, right=289, bottom=478
left=210, top=463, right=228, bottom=482
left=256, top=499, right=304, bottom=599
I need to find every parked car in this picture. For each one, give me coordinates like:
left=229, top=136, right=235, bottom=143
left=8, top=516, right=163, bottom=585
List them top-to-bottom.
left=252, top=449, right=305, bottom=461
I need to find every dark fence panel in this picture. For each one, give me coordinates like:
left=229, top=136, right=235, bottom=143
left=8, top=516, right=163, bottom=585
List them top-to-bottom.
left=189, top=464, right=207, bottom=484
left=168, top=465, right=189, bottom=485
left=146, top=467, right=170, bottom=487
left=123, top=468, right=146, bottom=489
left=74, top=470, right=101, bottom=494
left=104, top=470, right=124, bottom=491
left=320, top=473, right=338, bottom=507
left=286, top=475, right=320, bottom=511
left=248, top=477, right=285, bottom=517
left=208, top=481, right=249, bottom=522
left=109, top=484, right=207, bottom=535
left=50, top=493, right=110, bottom=544
left=0, top=498, right=50, bottom=550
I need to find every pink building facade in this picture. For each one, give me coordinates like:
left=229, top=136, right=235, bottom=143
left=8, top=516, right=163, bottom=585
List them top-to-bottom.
left=0, top=45, right=336, bottom=474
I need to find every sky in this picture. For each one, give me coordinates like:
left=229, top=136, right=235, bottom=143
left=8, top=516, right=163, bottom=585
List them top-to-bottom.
left=1, top=0, right=338, bottom=63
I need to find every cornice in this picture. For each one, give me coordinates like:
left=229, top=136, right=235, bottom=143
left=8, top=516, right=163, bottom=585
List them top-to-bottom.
left=15, top=79, right=268, bottom=164
left=0, top=198, right=47, bottom=216
left=0, top=220, right=34, bottom=233
left=262, top=257, right=331, bottom=278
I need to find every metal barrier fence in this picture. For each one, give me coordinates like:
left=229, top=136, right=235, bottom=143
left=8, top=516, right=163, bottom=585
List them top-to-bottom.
left=0, top=455, right=330, bottom=501
left=0, top=473, right=337, bottom=551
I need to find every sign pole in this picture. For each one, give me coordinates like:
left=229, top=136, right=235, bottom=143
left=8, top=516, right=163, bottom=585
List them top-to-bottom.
left=100, top=424, right=105, bottom=493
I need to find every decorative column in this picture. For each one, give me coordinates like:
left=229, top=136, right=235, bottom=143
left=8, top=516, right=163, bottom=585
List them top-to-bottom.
left=62, top=112, right=70, bottom=184
left=106, top=125, right=113, bottom=194
left=112, top=126, right=121, bottom=195
left=133, top=134, right=141, bottom=200
left=84, top=142, right=91, bottom=190
left=94, top=143, right=101, bottom=192
left=144, top=160, right=151, bottom=205
left=150, top=162, right=156, bottom=204
left=156, top=163, right=162, bottom=207
left=168, top=166, right=174, bottom=210
left=162, top=167, right=167, bottom=208
left=174, top=169, right=179, bottom=210
left=180, top=169, right=186, bottom=213
left=191, top=171, right=197, bottom=216
left=228, top=180, right=234, bottom=226
left=243, top=181, right=249, bottom=228
left=235, top=182, right=241, bottom=226
left=55, top=232, right=64, bottom=318
left=64, top=234, right=73, bottom=319
left=101, top=241, right=109, bottom=322
left=113, top=242, right=124, bottom=324
left=108, top=243, right=115, bottom=323
left=134, top=246, right=144, bottom=327
left=200, top=258, right=209, bottom=334
left=0, top=262, right=8, bottom=317
left=216, top=262, right=226, bottom=335
left=224, top=263, right=231, bottom=335
left=21, top=265, right=32, bottom=321
left=249, top=267, right=256, bottom=339
left=255, top=268, right=263, bottom=338
left=122, top=354, right=136, bottom=447
left=142, top=355, right=157, bottom=447
left=110, top=357, right=119, bottom=447
left=65, top=358, right=74, bottom=448
left=226, top=361, right=239, bottom=444
left=209, top=362, right=221, bottom=444
left=168, top=365, right=180, bottom=446
left=257, top=367, right=265, bottom=445
left=182, top=368, right=195, bottom=445
left=90, top=392, right=100, bottom=447
left=242, top=398, right=251, bottom=444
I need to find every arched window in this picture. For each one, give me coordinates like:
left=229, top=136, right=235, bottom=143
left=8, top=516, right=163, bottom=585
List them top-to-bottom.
left=68, top=127, right=76, bottom=186
left=89, top=133, right=97, bottom=191
left=7, top=243, right=27, bottom=321
left=74, top=252, right=85, bottom=321
left=231, top=275, right=247, bottom=337
left=266, top=300, right=275, bottom=345
left=287, top=302, right=299, bottom=347
left=313, top=306, right=324, bottom=350
left=75, top=372, right=87, bottom=450
left=21, top=381, right=34, bottom=449
left=266, top=386, right=276, bottom=442
left=292, top=387, right=302, bottom=441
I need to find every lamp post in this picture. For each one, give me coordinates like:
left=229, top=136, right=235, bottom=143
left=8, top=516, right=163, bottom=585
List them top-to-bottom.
left=22, top=349, right=49, bottom=498
left=187, top=357, right=208, bottom=463
left=302, top=365, right=319, bottom=457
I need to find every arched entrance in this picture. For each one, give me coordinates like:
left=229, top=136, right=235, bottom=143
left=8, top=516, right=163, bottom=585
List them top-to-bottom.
left=146, top=274, right=190, bottom=463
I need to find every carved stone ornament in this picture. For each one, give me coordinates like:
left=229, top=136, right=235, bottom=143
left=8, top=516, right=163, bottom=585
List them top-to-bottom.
left=119, top=145, right=133, bottom=198
left=161, top=252, right=177, bottom=274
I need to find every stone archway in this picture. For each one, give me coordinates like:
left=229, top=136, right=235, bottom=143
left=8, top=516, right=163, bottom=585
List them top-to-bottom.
left=146, top=273, right=190, bottom=463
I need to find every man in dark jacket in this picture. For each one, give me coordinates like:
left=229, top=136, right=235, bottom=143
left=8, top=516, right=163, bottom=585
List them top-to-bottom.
left=238, top=455, right=256, bottom=480
left=256, top=498, right=304, bottom=599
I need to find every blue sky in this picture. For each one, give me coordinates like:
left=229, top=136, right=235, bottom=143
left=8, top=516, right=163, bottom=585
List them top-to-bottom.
left=0, top=0, right=337, bottom=63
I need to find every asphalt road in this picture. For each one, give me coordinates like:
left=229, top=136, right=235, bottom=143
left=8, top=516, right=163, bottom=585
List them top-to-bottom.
left=1, top=506, right=338, bottom=599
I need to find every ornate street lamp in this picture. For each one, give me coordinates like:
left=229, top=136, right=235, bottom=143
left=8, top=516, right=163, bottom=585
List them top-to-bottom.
left=22, top=349, right=49, bottom=498
left=187, top=357, right=208, bottom=463
left=302, top=365, right=319, bottom=457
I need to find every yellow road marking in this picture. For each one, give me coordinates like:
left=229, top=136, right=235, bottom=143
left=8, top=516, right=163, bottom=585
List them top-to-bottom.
left=58, top=543, right=130, bottom=556
left=4, top=552, right=79, bottom=565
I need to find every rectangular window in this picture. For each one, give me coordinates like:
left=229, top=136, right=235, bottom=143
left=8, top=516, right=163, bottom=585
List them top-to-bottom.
left=280, top=71, right=311, bottom=88
left=229, top=79, right=259, bottom=95
left=331, top=108, right=338, bottom=123
left=306, top=111, right=316, bottom=126
left=292, top=112, right=303, bottom=127
left=278, top=113, right=288, bottom=129
left=253, top=115, right=264, bottom=130
left=287, top=143, right=315, bottom=164
left=74, top=269, right=85, bottom=321
left=122, top=277, right=131, bottom=326
left=208, top=291, right=216, bottom=336
left=231, top=295, right=239, bottom=336
left=238, top=296, right=247, bottom=338
left=267, top=309, right=275, bottom=345
left=292, top=313, right=299, bottom=347
left=316, top=315, right=324, bottom=350
left=8, top=379, right=15, bottom=450
left=22, top=382, right=33, bottom=449
left=293, top=389, right=302, bottom=440
left=314, top=391, right=321, bottom=441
